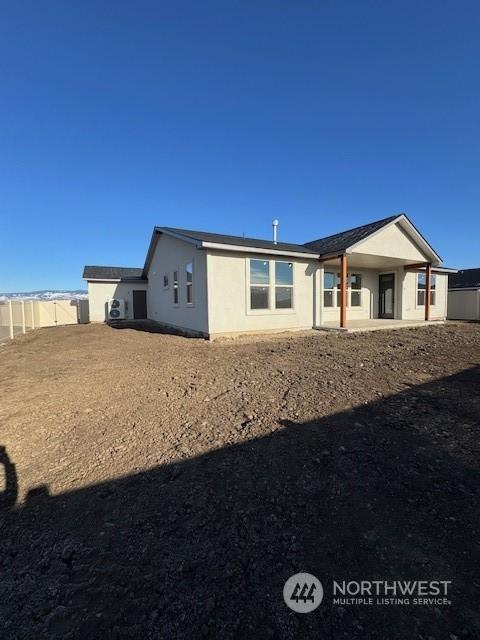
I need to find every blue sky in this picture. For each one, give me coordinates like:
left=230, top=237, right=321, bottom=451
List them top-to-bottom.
left=1, top=1, right=479, bottom=291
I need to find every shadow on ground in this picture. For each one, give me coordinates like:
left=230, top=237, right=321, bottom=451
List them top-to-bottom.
left=107, top=319, right=202, bottom=338
left=1, top=367, right=479, bottom=639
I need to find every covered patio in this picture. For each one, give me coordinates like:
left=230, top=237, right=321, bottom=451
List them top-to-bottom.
left=305, top=214, right=455, bottom=330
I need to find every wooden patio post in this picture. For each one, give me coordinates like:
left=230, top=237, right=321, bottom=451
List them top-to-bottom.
left=340, top=254, right=348, bottom=328
left=425, top=263, right=432, bottom=321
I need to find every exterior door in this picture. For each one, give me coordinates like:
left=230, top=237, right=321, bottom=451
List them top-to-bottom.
left=379, top=274, right=395, bottom=319
left=133, top=290, right=147, bottom=319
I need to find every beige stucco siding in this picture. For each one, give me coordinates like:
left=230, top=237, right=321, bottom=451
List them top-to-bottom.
left=352, top=222, right=428, bottom=262
left=147, top=234, right=208, bottom=334
left=206, top=250, right=318, bottom=335
left=401, top=272, right=448, bottom=320
left=88, top=281, right=147, bottom=322
left=447, top=289, right=480, bottom=320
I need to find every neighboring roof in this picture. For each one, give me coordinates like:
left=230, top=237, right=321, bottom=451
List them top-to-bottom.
left=303, top=215, right=400, bottom=255
left=156, top=226, right=317, bottom=255
left=83, top=266, right=146, bottom=281
left=448, top=268, right=480, bottom=289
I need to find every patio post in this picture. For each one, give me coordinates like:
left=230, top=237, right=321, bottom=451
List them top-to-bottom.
left=340, top=254, right=348, bottom=328
left=425, top=263, right=432, bottom=321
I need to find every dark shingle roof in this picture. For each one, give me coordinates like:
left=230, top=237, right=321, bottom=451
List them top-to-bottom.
left=303, top=215, right=399, bottom=256
left=157, top=227, right=317, bottom=255
left=83, top=266, right=145, bottom=280
left=448, top=268, right=480, bottom=289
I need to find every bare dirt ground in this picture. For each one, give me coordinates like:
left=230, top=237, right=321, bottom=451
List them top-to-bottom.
left=0, top=322, right=479, bottom=639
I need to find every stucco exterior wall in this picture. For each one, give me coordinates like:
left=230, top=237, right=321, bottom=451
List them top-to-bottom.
left=352, top=222, right=428, bottom=262
left=147, top=234, right=208, bottom=334
left=206, top=249, right=318, bottom=336
left=401, top=272, right=448, bottom=320
left=87, top=281, right=147, bottom=322
left=447, top=289, right=480, bottom=320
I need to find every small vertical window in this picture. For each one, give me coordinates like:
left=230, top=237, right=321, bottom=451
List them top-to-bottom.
left=250, top=260, right=270, bottom=309
left=275, top=261, right=293, bottom=309
left=186, top=262, right=193, bottom=304
left=173, top=270, right=179, bottom=305
left=324, top=271, right=335, bottom=307
left=350, top=273, right=362, bottom=307
left=417, top=273, right=426, bottom=306
left=163, top=274, right=169, bottom=289
left=430, top=274, right=436, bottom=305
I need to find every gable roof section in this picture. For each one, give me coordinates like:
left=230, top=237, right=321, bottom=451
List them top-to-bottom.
left=303, top=214, right=442, bottom=263
left=303, top=215, right=399, bottom=255
left=83, top=266, right=145, bottom=281
left=448, top=268, right=480, bottom=289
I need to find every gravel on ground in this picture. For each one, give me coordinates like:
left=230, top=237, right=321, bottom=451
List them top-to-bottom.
left=0, top=322, right=479, bottom=639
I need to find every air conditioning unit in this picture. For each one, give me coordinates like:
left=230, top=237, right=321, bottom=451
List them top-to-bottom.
left=108, top=298, right=126, bottom=320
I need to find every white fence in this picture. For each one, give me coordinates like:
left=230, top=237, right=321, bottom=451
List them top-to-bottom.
left=0, top=300, right=89, bottom=343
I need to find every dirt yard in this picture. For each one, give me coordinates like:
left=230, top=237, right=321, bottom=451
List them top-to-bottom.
left=0, top=322, right=479, bottom=639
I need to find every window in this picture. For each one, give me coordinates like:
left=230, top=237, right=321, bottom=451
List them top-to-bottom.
left=248, top=259, right=295, bottom=311
left=250, top=259, right=269, bottom=309
left=275, top=261, right=293, bottom=309
left=186, top=262, right=193, bottom=304
left=173, top=270, right=179, bottom=305
left=323, top=271, right=363, bottom=307
left=324, top=271, right=335, bottom=307
left=350, top=273, right=362, bottom=307
left=417, top=273, right=436, bottom=306
left=163, top=274, right=169, bottom=289
left=430, top=274, right=436, bottom=305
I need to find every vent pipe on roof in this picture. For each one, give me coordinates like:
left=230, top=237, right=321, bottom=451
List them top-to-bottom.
left=272, top=219, right=279, bottom=245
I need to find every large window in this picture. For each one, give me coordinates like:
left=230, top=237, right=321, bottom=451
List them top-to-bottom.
left=249, top=259, right=294, bottom=310
left=250, top=259, right=269, bottom=309
left=275, top=261, right=293, bottom=309
left=186, top=262, right=193, bottom=304
left=173, top=270, right=179, bottom=305
left=417, top=272, right=436, bottom=306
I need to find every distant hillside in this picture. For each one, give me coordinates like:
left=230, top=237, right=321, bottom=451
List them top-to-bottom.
left=0, top=290, right=88, bottom=301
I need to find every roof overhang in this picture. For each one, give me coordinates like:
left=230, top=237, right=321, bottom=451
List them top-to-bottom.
left=143, top=228, right=319, bottom=275
left=201, top=241, right=318, bottom=259
left=84, top=277, right=147, bottom=283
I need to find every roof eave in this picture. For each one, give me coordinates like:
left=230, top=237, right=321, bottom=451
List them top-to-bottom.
left=201, top=241, right=319, bottom=259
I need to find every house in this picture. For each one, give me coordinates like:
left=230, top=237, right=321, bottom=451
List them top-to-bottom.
left=83, top=214, right=456, bottom=338
left=82, top=266, right=147, bottom=322
left=447, top=268, right=480, bottom=321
